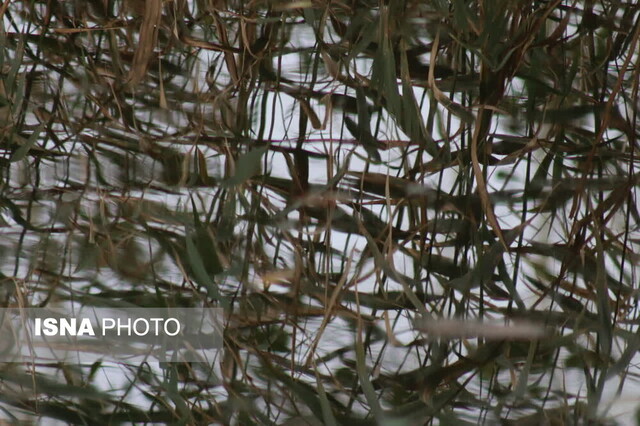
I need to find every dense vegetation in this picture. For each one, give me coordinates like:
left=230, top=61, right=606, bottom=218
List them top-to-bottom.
left=1, top=0, right=639, bottom=424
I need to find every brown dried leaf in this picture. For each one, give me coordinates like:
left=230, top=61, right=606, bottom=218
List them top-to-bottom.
left=127, top=0, right=162, bottom=87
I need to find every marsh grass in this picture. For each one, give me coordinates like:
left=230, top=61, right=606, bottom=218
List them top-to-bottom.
left=0, top=1, right=639, bottom=424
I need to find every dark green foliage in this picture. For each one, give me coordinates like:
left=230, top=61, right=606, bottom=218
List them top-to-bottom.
left=0, top=0, right=639, bottom=424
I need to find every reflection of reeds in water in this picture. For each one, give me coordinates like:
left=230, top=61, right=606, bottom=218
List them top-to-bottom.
left=0, top=0, right=638, bottom=423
